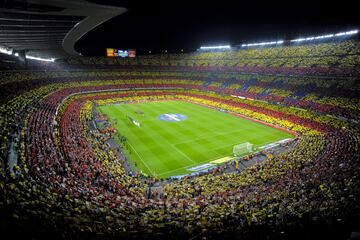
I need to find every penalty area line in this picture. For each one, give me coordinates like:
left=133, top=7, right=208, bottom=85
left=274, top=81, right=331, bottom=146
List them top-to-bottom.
left=127, top=142, right=155, bottom=176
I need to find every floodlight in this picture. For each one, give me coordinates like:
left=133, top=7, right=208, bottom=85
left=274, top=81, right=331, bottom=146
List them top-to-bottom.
left=290, top=29, right=358, bottom=43
left=345, top=30, right=358, bottom=35
left=335, top=32, right=346, bottom=37
left=291, top=38, right=306, bottom=42
left=241, top=40, right=283, bottom=47
left=200, top=45, right=231, bottom=50
left=0, top=46, right=13, bottom=55
left=26, top=55, right=55, bottom=62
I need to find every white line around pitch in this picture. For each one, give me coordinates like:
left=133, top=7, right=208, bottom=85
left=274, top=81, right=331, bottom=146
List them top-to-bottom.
left=127, top=142, right=154, bottom=176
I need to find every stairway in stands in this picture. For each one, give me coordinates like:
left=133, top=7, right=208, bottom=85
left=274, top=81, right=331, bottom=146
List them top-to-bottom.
left=237, top=78, right=258, bottom=92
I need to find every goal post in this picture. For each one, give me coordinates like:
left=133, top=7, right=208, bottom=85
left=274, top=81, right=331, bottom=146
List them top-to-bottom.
left=233, top=142, right=253, bottom=156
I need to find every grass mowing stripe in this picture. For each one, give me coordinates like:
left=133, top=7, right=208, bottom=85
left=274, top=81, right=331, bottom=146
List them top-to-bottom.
left=98, top=100, right=294, bottom=178
left=111, top=103, right=194, bottom=172
left=127, top=140, right=155, bottom=175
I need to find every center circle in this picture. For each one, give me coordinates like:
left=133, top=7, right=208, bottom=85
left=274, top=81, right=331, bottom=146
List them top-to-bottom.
left=158, top=114, right=188, bottom=122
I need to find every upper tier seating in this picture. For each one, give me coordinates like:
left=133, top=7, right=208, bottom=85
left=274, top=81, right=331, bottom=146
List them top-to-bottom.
left=1, top=39, right=360, bottom=239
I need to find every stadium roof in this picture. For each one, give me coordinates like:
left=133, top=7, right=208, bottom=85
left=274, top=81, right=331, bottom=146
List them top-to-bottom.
left=0, top=0, right=127, bottom=59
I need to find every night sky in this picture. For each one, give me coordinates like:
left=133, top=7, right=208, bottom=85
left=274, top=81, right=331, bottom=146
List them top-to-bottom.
left=75, top=0, right=360, bottom=56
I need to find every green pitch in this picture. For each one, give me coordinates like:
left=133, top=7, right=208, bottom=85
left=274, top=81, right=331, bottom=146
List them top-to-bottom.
left=97, top=100, right=294, bottom=178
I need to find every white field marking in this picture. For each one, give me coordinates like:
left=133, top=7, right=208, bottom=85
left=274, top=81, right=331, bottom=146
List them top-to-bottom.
left=118, top=110, right=291, bottom=177
left=164, top=114, right=181, bottom=121
left=175, top=128, right=293, bottom=148
left=173, top=129, right=255, bottom=146
left=156, top=136, right=293, bottom=177
left=172, top=137, right=242, bottom=158
left=127, top=141, right=155, bottom=176
left=158, top=141, right=246, bottom=177
left=169, top=143, right=196, bottom=164
left=156, top=152, right=233, bottom=177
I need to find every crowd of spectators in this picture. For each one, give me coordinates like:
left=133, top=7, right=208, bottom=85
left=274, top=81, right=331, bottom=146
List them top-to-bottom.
left=1, top=40, right=360, bottom=239
left=66, top=40, right=360, bottom=76
left=1, top=84, right=359, bottom=239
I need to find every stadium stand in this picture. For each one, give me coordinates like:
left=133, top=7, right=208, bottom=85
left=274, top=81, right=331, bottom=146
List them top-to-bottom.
left=1, top=36, right=360, bottom=240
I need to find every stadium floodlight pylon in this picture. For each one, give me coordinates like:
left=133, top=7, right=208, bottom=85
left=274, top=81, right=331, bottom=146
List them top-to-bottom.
left=233, top=142, right=253, bottom=156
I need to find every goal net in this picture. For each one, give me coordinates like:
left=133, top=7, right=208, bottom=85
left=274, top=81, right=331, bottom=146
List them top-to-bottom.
left=233, top=142, right=253, bottom=156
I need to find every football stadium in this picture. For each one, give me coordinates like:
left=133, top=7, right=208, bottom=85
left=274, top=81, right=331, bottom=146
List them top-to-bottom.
left=0, top=1, right=360, bottom=240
